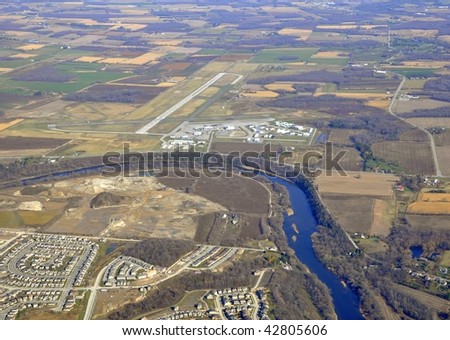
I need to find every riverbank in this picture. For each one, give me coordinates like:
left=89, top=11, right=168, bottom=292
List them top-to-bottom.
left=266, top=174, right=364, bottom=320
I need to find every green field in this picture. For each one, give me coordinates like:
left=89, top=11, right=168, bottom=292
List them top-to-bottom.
left=198, top=48, right=227, bottom=56
left=250, top=48, right=319, bottom=63
left=309, top=57, right=349, bottom=66
left=0, top=59, right=30, bottom=68
left=389, top=68, right=438, bottom=78
left=1, top=71, right=126, bottom=94
left=0, top=210, right=60, bottom=228
left=19, top=210, right=60, bottom=226
left=0, top=211, right=23, bottom=228
left=441, top=251, right=450, bottom=267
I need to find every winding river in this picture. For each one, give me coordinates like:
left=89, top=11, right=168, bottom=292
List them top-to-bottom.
left=7, top=164, right=364, bottom=319
left=268, top=175, right=364, bottom=320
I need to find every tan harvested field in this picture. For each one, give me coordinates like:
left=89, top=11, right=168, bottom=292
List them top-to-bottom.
left=278, top=28, right=312, bottom=40
left=392, top=29, right=439, bottom=38
left=1, top=30, right=29, bottom=36
left=151, top=39, right=183, bottom=46
left=18, top=44, right=45, bottom=51
left=313, top=51, right=348, bottom=58
left=127, top=52, right=165, bottom=65
left=11, top=53, right=37, bottom=59
left=76, top=56, right=104, bottom=63
left=99, top=57, right=130, bottom=64
left=161, top=62, right=192, bottom=71
left=0, top=67, right=13, bottom=73
left=170, top=76, right=186, bottom=82
left=149, top=82, right=177, bottom=88
left=264, top=82, right=296, bottom=92
left=201, top=86, right=220, bottom=97
left=241, top=90, right=279, bottom=98
left=334, top=92, right=388, bottom=99
left=396, top=98, right=449, bottom=114
left=366, top=99, right=389, bottom=109
left=407, top=118, right=450, bottom=129
left=0, top=119, right=24, bottom=131
left=400, top=129, right=428, bottom=142
left=433, top=130, right=450, bottom=146
left=54, top=137, right=161, bottom=156
left=372, top=141, right=435, bottom=175
left=436, top=146, right=450, bottom=176
left=334, top=147, right=363, bottom=171
left=316, top=171, right=396, bottom=197
left=407, top=192, right=450, bottom=215
left=418, top=192, right=450, bottom=202
left=322, top=194, right=374, bottom=234
left=371, top=199, right=393, bottom=237
left=407, top=202, right=450, bottom=215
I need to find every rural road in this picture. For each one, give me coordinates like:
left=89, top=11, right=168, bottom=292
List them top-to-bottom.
left=387, top=74, right=442, bottom=177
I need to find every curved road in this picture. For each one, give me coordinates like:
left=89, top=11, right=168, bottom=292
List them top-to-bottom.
left=388, top=74, right=442, bottom=177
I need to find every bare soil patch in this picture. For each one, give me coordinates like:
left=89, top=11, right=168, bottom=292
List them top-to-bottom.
left=0, top=136, right=69, bottom=150
left=372, top=141, right=435, bottom=175
left=316, top=171, right=396, bottom=197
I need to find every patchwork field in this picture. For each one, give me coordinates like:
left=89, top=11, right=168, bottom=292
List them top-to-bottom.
left=278, top=28, right=313, bottom=41
left=18, top=44, right=45, bottom=51
left=250, top=48, right=319, bottom=63
left=264, top=82, right=296, bottom=92
left=242, top=90, right=279, bottom=98
left=407, top=118, right=450, bottom=129
left=0, top=119, right=24, bottom=132
left=328, top=129, right=364, bottom=146
left=0, top=136, right=69, bottom=150
left=372, top=141, right=435, bottom=175
left=436, top=146, right=450, bottom=176
left=333, top=147, right=363, bottom=172
left=315, top=171, right=397, bottom=197
left=160, top=174, right=270, bottom=215
left=407, top=192, right=450, bottom=215
left=322, top=194, right=393, bottom=236
left=322, top=194, right=374, bottom=234
left=406, top=214, right=450, bottom=231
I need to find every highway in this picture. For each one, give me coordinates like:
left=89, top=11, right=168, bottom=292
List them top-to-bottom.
left=136, top=73, right=227, bottom=134
left=387, top=74, right=442, bottom=177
